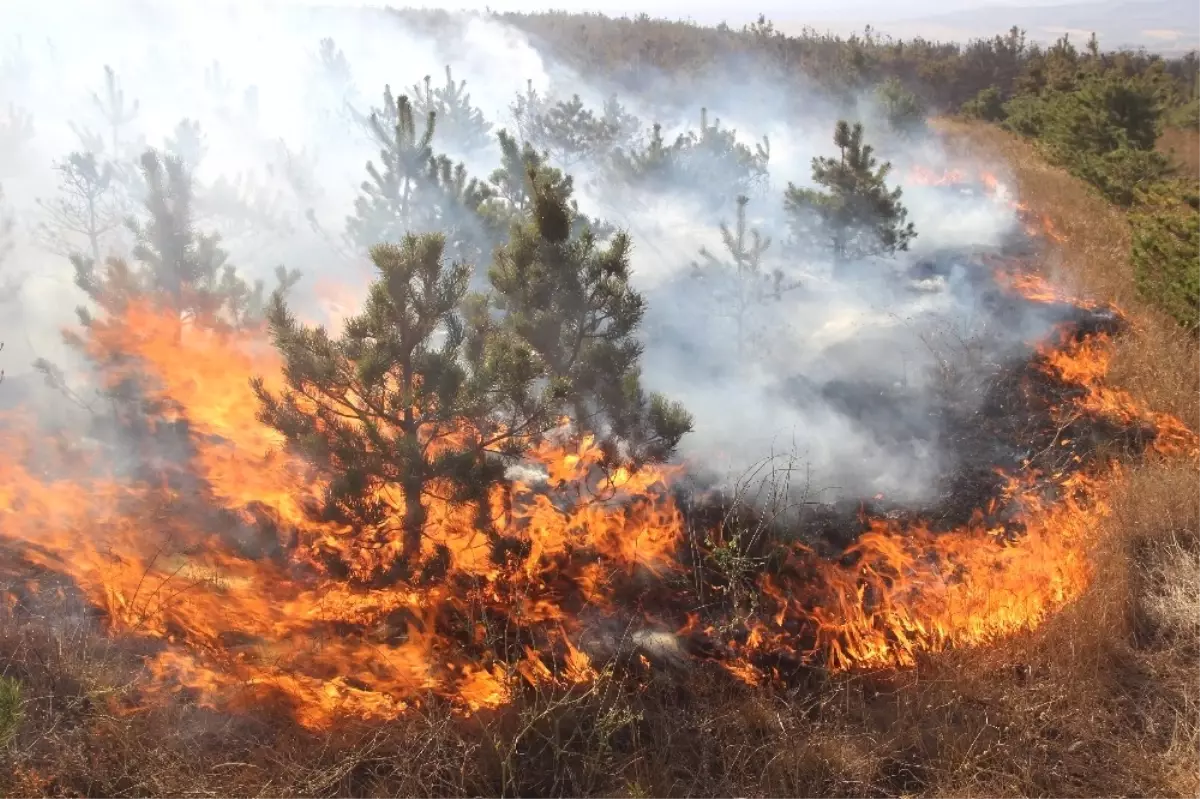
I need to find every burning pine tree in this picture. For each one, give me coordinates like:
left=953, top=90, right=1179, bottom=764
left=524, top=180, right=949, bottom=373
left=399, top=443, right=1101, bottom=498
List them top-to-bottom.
left=254, top=233, right=552, bottom=583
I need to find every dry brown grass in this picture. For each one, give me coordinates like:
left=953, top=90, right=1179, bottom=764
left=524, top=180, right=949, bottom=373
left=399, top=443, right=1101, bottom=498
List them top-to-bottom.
left=932, top=116, right=1200, bottom=797
left=935, top=117, right=1199, bottom=431
left=0, top=120, right=1196, bottom=798
left=1158, top=126, right=1200, bottom=180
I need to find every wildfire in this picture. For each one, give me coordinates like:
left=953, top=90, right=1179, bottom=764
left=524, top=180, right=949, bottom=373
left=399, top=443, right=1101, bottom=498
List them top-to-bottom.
left=906, top=165, right=1068, bottom=244
left=0, top=212, right=1193, bottom=730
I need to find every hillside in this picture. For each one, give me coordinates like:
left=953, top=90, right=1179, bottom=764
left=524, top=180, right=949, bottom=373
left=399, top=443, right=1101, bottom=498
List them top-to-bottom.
left=0, top=5, right=1196, bottom=797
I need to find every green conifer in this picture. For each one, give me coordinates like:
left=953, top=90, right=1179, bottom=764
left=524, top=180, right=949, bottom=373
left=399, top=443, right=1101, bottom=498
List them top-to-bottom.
left=784, top=120, right=915, bottom=277
left=489, top=167, right=692, bottom=465
left=693, top=195, right=798, bottom=357
left=254, top=234, right=549, bottom=581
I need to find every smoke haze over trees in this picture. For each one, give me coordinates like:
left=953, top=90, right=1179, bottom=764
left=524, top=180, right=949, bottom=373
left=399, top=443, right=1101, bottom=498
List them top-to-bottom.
left=0, top=1, right=1193, bottom=503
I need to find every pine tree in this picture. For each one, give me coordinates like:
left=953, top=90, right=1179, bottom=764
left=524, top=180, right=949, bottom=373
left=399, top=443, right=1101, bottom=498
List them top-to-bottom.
left=310, top=37, right=361, bottom=135
left=66, top=65, right=144, bottom=215
left=81, top=65, right=141, bottom=162
left=410, top=66, right=494, bottom=155
left=876, top=77, right=927, bottom=136
left=510, top=79, right=549, bottom=148
left=346, top=86, right=493, bottom=268
left=528, top=92, right=614, bottom=169
left=601, top=93, right=641, bottom=151
left=681, top=108, right=771, bottom=202
left=611, top=110, right=769, bottom=210
left=163, top=118, right=207, bottom=173
left=783, top=120, right=915, bottom=277
left=605, top=122, right=682, bottom=206
left=612, top=122, right=675, bottom=180
left=482, top=129, right=606, bottom=239
left=69, top=149, right=297, bottom=333
left=34, top=150, right=298, bottom=476
left=33, top=151, right=123, bottom=264
left=489, top=167, right=692, bottom=465
left=0, top=185, right=18, bottom=301
left=692, top=195, right=799, bottom=358
left=254, top=234, right=549, bottom=582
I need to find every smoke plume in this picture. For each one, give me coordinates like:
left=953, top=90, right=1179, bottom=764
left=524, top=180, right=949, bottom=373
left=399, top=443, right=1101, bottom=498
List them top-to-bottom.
left=2, top=0, right=1048, bottom=507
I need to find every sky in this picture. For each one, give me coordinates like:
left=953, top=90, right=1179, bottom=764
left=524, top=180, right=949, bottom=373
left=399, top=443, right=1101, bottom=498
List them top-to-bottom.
left=213, top=0, right=1192, bottom=52
left=270, top=0, right=1072, bottom=23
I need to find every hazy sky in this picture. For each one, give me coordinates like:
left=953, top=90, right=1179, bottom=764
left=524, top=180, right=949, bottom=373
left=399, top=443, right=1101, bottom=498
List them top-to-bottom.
left=250, top=0, right=1086, bottom=24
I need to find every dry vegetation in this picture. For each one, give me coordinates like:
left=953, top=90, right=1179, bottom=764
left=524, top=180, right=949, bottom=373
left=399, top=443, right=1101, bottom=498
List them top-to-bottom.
left=0, top=4, right=1197, bottom=789
left=0, top=114, right=1193, bottom=798
left=1158, top=126, right=1200, bottom=179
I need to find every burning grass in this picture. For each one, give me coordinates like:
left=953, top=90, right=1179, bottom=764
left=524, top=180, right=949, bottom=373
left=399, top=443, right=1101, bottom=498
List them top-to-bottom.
left=1, top=139, right=1198, bottom=796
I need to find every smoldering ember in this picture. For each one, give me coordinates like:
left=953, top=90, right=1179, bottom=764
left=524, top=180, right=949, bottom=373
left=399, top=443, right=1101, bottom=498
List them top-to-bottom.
left=0, top=2, right=1196, bottom=797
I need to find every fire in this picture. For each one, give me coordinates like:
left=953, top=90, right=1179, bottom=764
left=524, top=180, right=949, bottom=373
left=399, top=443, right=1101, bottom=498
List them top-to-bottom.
left=906, top=166, right=1068, bottom=244
left=0, top=221, right=1193, bottom=729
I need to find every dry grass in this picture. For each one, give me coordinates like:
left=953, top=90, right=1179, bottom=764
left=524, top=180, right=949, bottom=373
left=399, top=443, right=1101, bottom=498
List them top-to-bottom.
left=933, top=116, right=1200, bottom=796
left=935, top=117, right=1199, bottom=431
left=0, top=121, right=1197, bottom=798
left=1158, top=126, right=1200, bottom=180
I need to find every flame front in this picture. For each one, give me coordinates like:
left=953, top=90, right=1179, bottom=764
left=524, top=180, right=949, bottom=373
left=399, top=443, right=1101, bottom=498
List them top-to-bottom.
left=0, top=218, right=1193, bottom=728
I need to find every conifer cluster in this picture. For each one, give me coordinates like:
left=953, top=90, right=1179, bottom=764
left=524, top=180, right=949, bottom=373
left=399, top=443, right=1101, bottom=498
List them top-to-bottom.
left=33, top=59, right=917, bottom=581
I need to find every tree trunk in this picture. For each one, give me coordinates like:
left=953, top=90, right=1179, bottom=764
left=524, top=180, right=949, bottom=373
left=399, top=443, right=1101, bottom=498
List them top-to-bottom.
left=831, top=231, right=848, bottom=280
left=401, top=473, right=426, bottom=567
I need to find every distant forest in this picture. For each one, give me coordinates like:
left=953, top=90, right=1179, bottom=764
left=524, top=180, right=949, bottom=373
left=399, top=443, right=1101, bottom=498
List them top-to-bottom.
left=392, top=9, right=1199, bottom=123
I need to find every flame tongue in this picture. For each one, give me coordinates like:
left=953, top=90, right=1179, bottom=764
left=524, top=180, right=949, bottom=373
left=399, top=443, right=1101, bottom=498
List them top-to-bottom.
left=0, top=244, right=1195, bottom=729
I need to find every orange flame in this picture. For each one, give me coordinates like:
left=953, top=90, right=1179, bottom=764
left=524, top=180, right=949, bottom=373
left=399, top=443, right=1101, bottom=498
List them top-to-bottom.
left=0, top=252, right=1192, bottom=728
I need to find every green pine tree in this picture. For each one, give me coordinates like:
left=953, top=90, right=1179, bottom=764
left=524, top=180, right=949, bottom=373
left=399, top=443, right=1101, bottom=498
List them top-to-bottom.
left=310, top=37, right=361, bottom=134
left=62, top=65, right=146, bottom=224
left=67, top=65, right=145, bottom=197
left=80, top=65, right=141, bottom=162
left=410, top=66, right=494, bottom=155
left=876, top=76, right=927, bottom=135
left=510, top=79, right=549, bottom=149
left=347, top=86, right=493, bottom=267
left=521, top=92, right=613, bottom=171
left=601, top=93, right=641, bottom=151
left=0, top=105, right=35, bottom=175
left=613, top=109, right=769, bottom=210
left=163, top=118, right=207, bottom=173
left=783, top=120, right=916, bottom=277
left=609, top=122, right=677, bottom=186
left=481, top=129, right=608, bottom=239
left=68, top=149, right=299, bottom=335
left=34, top=150, right=298, bottom=469
left=32, top=151, right=123, bottom=265
left=489, top=167, right=692, bottom=465
left=0, top=185, right=17, bottom=300
left=693, top=195, right=799, bottom=358
left=253, top=233, right=550, bottom=582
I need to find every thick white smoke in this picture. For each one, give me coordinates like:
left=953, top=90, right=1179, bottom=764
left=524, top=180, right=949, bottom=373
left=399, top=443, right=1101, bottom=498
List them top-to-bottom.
left=0, top=1, right=1045, bottom=506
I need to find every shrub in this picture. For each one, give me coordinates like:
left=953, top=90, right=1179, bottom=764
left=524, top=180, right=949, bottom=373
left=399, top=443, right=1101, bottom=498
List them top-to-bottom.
left=1003, top=75, right=1171, bottom=206
left=876, top=76, right=927, bottom=134
left=961, top=86, right=1007, bottom=122
left=1163, top=96, right=1199, bottom=130
left=1073, top=146, right=1173, bottom=207
left=1131, top=182, right=1200, bottom=330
